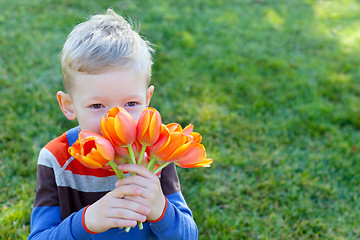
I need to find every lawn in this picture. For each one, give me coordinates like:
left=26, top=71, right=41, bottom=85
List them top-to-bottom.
left=1, top=0, right=360, bottom=239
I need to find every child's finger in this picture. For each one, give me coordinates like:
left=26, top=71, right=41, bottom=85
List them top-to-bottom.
left=118, top=164, right=157, bottom=179
left=115, top=174, right=155, bottom=190
left=111, top=184, right=143, bottom=199
left=122, top=195, right=147, bottom=206
left=109, top=201, right=149, bottom=220
left=107, top=218, right=138, bottom=229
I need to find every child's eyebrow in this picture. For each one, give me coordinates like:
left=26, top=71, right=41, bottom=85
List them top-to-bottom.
left=85, top=94, right=144, bottom=103
left=124, top=94, right=143, bottom=100
left=84, top=96, right=107, bottom=101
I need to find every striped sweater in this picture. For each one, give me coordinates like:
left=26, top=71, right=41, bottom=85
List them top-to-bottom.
left=29, top=126, right=198, bottom=240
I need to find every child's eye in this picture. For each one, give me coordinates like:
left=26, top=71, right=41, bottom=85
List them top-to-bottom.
left=125, top=102, right=137, bottom=107
left=90, top=104, right=104, bottom=109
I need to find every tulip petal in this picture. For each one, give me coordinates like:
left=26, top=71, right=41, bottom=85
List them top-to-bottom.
left=107, top=106, right=121, bottom=117
left=102, top=107, right=137, bottom=147
left=137, top=108, right=162, bottom=146
left=137, top=109, right=150, bottom=140
left=148, top=111, right=161, bottom=144
left=114, top=113, right=136, bottom=146
left=100, top=117, right=112, bottom=141
left=101, top=117, right=122, bottom=145
left=166, top=123, right=182, bottom=132
left=148, top=124, right=171, bottom=157
left=183, top=124, right=194, bottom=136
left=69, top=131, right=115, bottom=169
left=153, top=132, right=186, bottom=161
left=190, top=132, right=202, bottom=143
left=95, top=138, right=115, bottom=161
left=82, top=139, right=96, bottom=156
left=69, top=140, right=81, bottom=158
left=167, top=142, right=192, bottom=161
left=173, top=143, right=212, bottom=168
left=114, top=145, right=129, bottom=158
left=89, top=148, right=108, bottom=165
left=80, top=155, right=105, bottom=169
left=180, top=158, right=213, bottom=168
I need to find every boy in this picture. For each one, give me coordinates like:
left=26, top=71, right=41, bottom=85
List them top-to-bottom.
left=29, top=9, right=198, bottom=239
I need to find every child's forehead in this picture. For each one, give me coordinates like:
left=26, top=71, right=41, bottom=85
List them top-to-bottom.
left=70, top=67, right=148, bottom=94
left=72, top=67, right=148, bottom=84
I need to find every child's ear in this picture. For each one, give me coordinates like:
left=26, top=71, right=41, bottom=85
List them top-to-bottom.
left=146, top=85, right=154, bottom=107
left=56, top=91, right=77, bottom=120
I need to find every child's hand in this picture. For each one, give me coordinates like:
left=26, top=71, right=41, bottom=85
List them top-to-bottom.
left=116, top=164, right=166, bottom=221
left=84, top=184, right=151, bottom=233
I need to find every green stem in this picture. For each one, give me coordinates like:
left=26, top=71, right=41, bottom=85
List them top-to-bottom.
left=126, top=145, right=144, bottom=231
left=127, top=145, right=137, bottom=164
left=127, top=145, right=137, bottom=176
left=137, top=145, right=147, bottom=165
left=147, top=157, right=157, bottom=171
left=108, top=160, right=126, bottom=179
left=149, top=161, right=156, bottom=172
left=153, top=162, right=171, bottom=175
left=124, top=221, right=143, bottom=231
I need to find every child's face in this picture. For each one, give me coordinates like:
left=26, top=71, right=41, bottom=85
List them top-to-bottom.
left=57, top=67, right=154, bottom=135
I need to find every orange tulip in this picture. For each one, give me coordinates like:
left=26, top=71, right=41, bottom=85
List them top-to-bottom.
left=101, top=106, right=137, bottom=147
left=137, top=108, right=162, bottom=146
left=148, top=123, right=212, bottom=173
left=166, top=123, right=182, bottom=133
left=147, top=124, right=171, bottom=155
left=148, top=127, right=185, bottom=162
left=68, top=131, right=115, bottom=169
left=171, top=142, right=213, bottom=168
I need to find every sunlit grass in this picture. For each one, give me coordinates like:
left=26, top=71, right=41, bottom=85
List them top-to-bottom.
left=314, top=0, right=360, bottom=51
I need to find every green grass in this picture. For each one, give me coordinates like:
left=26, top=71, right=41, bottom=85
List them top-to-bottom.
left=1, top=0, right=360, bottom=239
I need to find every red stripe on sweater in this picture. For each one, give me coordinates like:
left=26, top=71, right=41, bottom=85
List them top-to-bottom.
left=45, top=131, right=115, bottom=177
left=65, top=158, right=116, bottom=177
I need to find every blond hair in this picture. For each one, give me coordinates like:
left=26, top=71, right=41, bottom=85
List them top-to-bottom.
left=61, top=9, right=154, bottom=92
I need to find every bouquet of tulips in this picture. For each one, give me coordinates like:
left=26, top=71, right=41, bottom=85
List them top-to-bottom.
left=68, top=106, right=212, bottom=231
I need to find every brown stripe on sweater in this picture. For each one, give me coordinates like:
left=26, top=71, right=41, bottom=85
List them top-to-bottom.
left=160, top=163, right=180, bottom=195
left=34, top=165, right=60, bottom=207
left=58, top=186, right=108, bottom=219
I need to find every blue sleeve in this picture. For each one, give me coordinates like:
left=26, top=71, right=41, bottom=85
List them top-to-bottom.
left=149, top=192, right=198, bottom=240
left=28, top=206, right=93, bottom=240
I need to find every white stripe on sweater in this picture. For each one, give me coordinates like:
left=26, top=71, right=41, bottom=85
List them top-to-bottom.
left=38, top=148, right=120, bottom=192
